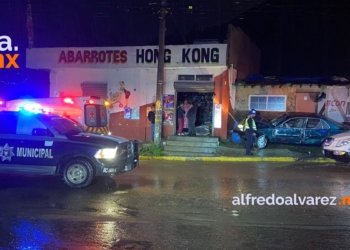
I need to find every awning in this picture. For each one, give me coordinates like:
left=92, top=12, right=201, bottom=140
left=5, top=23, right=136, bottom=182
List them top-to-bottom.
left=174, top=81, right=215, bottom=92
left=81, top=82, right=108, bottom=99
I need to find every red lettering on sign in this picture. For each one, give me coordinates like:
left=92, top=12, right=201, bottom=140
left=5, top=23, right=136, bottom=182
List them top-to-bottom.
left=58, top=50, right=128, bottom=64
left=67, top=50, right=75, bottom=63
left=84, top=50, right=91, bottom=63
left=91, top=50, right=98, bottom=63
left=106, top=50, right=113, bottom=63
left=113, top=50, right=120, bottom=64
left=120, top=50, right=127, bottom=63
left=58, top=51, right=67, bottom=63
left=75, top=51, right=83, bottom=63
left=98, top=51, right=106, bottom=63
left=326, top=100, right=346, bottom=107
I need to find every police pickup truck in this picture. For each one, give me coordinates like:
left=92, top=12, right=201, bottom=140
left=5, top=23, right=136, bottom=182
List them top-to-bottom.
left=0, top=111, right=139, bottom=188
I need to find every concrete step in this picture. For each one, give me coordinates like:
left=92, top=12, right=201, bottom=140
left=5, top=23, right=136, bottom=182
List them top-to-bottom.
left=167, top=135, right=219, bottom=143
left=166, top=140, right=219, bottom=148
left=164, top=145, right=217, bottom=154
left=163, top=151, right=217, bottom=157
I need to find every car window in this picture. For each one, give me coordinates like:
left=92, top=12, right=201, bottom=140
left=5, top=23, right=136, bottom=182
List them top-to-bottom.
left=271, top=113, right=289, bottom=126
left=0, top=114, right=18, bottom=134
left=17, top=116, right=47, bottom=135
left=49, top=117, right=84, bottom=134
left=283, top=118, right=305, bottom=128
left=306, top=118, right=322, bottom=129
left=321, top=120, right=330, bottom=129
left=256, top=122, right=269, bottom=129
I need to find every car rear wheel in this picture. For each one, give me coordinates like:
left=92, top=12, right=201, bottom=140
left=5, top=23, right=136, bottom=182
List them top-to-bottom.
left=256, top=135, right=268, bottom=149
left=63, top=158, right=94, bottom=188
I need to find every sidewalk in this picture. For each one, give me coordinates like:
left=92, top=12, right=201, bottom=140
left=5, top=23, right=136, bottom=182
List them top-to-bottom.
left=139, top=141, right=336, bottom=163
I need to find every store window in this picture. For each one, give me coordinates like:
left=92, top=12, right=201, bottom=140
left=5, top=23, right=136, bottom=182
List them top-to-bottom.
left=178, top=75, right=195, bottom=81
left=178, top=75, right=213, bottom=81
left=196, top=75, right=213, bottom=81
left=249, top=95, right=286, bottom=111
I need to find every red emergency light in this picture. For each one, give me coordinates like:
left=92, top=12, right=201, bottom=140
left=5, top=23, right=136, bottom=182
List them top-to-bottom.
left=63, top=98, right=74, bottom=104
left=0, top=100, right=3, bottom=105
left=88, top=100, right=94, bottom=104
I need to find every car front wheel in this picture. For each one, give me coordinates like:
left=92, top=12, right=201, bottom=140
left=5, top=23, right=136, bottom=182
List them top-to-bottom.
left=256, top=135, right=268, bottom=149
left=63, top=158, right=94, bottom=188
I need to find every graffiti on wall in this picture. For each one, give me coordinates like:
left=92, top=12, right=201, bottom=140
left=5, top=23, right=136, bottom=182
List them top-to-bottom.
left=109, top=81, right=131, bottom=108
left=325, top=86, right=350, bottom=122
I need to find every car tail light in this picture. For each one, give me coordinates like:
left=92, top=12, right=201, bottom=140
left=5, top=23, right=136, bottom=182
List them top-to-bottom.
left=324, top=138, right=334, bottom=147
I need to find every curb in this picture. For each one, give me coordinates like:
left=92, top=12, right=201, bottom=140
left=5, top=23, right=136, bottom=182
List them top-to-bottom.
left=139, top=156, right=336, bottom=163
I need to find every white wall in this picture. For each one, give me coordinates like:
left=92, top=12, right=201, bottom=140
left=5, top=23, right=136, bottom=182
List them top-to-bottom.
left=50, top=66, right=227, bottom=113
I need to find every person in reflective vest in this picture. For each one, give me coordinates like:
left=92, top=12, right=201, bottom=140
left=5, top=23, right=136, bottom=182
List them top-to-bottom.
left=244, top=109, right=257, bottom=155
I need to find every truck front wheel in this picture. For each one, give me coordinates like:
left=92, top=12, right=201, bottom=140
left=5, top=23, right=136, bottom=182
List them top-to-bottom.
left=63, top=158, right=94, bottom=188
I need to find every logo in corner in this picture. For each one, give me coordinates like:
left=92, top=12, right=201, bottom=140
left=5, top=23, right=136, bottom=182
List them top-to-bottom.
left=0, top=143, right=15, bottom=161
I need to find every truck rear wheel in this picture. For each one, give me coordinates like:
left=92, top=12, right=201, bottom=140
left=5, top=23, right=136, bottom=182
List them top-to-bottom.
left=63, top=158, right=94, bottom=188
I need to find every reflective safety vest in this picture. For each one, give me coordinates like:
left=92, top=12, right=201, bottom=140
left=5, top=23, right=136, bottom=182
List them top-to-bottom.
left=243, top=117, right=256, bottom=131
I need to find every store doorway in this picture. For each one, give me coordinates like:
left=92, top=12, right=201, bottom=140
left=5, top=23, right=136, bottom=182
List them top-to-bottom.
left=175, top=92, right=214, bottom=135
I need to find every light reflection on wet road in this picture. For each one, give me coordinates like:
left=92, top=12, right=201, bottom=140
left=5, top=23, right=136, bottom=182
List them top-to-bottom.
left=1, top=161, right=350, bottom=249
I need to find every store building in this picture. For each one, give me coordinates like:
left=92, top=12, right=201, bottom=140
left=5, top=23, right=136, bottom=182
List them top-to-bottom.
left=26, top=44, right=233, bottom=141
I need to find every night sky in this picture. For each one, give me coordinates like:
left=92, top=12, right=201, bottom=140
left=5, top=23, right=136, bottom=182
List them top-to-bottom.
left=1, top=0, right=350, bottom=100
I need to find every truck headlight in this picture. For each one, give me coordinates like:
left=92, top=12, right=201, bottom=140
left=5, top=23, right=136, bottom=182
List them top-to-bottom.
left=336, top=140, right=350, bottom=147
left=94, top=148, right=117, bottom=159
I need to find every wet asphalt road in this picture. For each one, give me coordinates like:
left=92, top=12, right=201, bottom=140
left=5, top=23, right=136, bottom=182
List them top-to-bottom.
left=1, top=161, right=350, bottom=249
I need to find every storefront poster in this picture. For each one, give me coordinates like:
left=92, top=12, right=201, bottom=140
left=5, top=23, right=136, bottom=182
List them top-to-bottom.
left=163, top=95, right=174, bottom=108
left=213, top=104, right=222, bottom=128
left=124, top=106, right=140, bottom=119
left=131, top=106, right=140, bottom=119
left=124, top=107, right=132, bottom=119
left=163, top=110, right=174, bottom=126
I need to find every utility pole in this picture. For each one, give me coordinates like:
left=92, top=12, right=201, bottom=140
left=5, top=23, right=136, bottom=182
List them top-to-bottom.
left=154, top=0, right=167, bottom=147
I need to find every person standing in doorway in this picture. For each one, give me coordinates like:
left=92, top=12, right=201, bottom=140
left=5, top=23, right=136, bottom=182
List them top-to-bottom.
left=183, top=99, right=191, bottom=134
left=177, top=102, right=185, bottom=135
left=186, top=102, right=198, bottom=136
left=148, top=104, right=155, bottom=142
left=244, top=109, right=257, bottom=155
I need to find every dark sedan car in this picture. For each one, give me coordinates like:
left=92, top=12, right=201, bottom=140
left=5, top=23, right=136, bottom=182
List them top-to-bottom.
left=234, top=113, right=350, bottom=149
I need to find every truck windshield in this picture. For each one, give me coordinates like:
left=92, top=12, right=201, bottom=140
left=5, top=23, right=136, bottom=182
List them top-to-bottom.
left=49, top=117, right=85, bottom=134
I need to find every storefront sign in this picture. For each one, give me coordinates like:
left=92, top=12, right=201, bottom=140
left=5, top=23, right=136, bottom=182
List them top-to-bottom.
left=26, top=44, right=227, bottom=69
left=213, top=104, right=222, bottom=128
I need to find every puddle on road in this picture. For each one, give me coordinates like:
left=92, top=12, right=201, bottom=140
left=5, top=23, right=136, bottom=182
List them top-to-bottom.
left=1, top=219, right=153, bottom=250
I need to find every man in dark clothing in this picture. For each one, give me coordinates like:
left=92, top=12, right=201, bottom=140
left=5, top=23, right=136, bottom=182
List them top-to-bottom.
left=177, top=102, right=185, bottom=135
left=186, top=103, right=198, bottom=136
left=148, top=104, right=155, bottom=141
left=244, top=109, right=257, bottom=155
